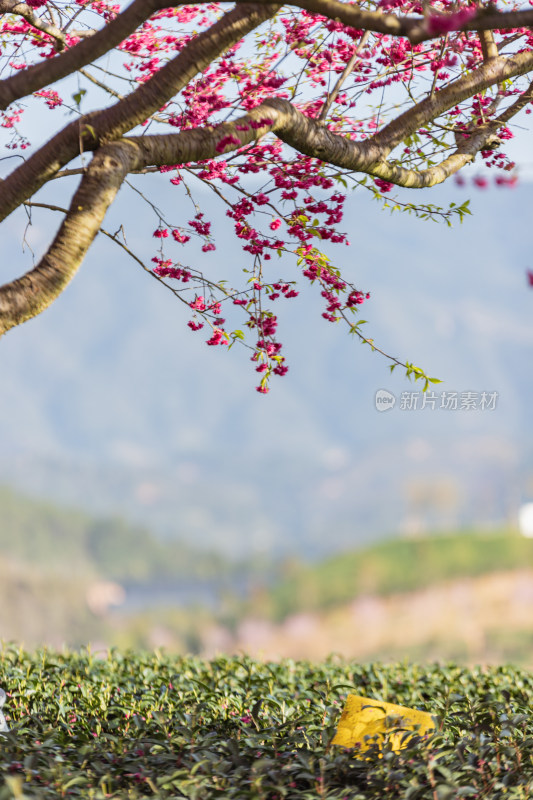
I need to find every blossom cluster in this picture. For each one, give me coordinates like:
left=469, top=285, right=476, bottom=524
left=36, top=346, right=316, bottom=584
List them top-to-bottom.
left=2, top=0, right=530, bottom=391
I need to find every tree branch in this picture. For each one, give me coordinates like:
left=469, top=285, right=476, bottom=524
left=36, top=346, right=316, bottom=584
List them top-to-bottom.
left=0, top=0, right=67, bottom=50
left=0, top=0, right=166, bottom=110
left=2, top=0, right=532, bottom=117
left=245, top=0, right=533, bottom=44
left=0, top=3, right=280, bottom=224
left=95, top=3, right=280, bottom=145
left=479, top=29, right=499, bottom=63
left=318, top=30, right=370, bottom=122
left=2, top=40, right=529, bottom=231
left=81, top=48, right=528, bottom=185
left=373, top=50, right=533, bottom=153
left=2, top=57, right=528, bottom=337
left=120, top=97, right=500, bottom=187
left=0, top=140, right=141, bottom=336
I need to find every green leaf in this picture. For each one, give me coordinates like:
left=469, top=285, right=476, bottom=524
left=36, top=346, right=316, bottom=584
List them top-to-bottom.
left=72, top=88, right=87, bottom=106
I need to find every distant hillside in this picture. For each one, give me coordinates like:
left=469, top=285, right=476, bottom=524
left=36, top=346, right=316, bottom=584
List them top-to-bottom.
left=0, top=486, right=231, bottom=583
left=0, top=486, right=251, bottom=649
left=2, top=488, right=533, bottom=662
left=263, top=530, right=532, bottom=620
left=206, top=531, right=533, bottom=665
left=225, top=569, right=533, bottom=665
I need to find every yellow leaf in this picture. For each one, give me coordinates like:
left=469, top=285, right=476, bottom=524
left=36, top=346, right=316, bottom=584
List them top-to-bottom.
left=332, top=695, right=435, bottom=754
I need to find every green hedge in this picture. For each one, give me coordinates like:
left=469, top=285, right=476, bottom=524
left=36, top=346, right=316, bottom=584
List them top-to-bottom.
left=1, top=648, right=533, bottom=798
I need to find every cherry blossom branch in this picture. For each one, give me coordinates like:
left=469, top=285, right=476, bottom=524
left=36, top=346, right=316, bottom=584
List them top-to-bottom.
left=0, top=0, right=67, bottom=51
left=0, top=0, right=166, bottom=110
left=2, top=0, right=533, bottom=117
left=2, top=0, right=533, bottom=337
left=246, top=0, right=533, bottom=43
left=0, top=3, right=280, bottom=224
left=91, top=3, right=281, bottom=145
left=318, top=30, right=370, bottom=122
left=3, top=38, right=528, bottom=226
left=373, top=50, right=533, bottom=152
left=0, top=74, right=517, bottom=337
left=118, top=82, right=526, bottom=189
left=188, top=98, right=505, bottom=189
left=0, top=109, right=292, bottom=335
left=25, top=200, right=265, bottom=332
left=98, top=227, right=193, bottom=306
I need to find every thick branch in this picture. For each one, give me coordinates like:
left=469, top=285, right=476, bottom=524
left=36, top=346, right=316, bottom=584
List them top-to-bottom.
left=0, top=0, right=166, bottom=110
left=2, top=0, right=533, bottom=116
left=246, top=0, right=533, bottom=43
left=0, top=3, right=279, bottom=224
left=408, top=7, right=533, bottom=44
left=479, top=29, right=499, bottom=63
left=373, top=50, right=533, bottom=152
left=0, top=74, right=524, bottom=336
left=116, top=95, right=510, bottom=188
left=261, top=100, right=507, bottom=187
left=0, top=141, right=140, bottom=336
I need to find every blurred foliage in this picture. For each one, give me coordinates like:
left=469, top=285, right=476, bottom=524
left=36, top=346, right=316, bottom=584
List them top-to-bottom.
left=3, top=484, right=533, bottom=661
left=0, top=486, right=232, bottom=583
left=0, top=486, right=265, bottom=650
left=265, top=529, right=531, bottom=620
left=2, top=648, right=533, bottom=798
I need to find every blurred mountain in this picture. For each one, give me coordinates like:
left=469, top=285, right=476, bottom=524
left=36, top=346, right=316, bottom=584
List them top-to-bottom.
left=0, top=179, right=532, bottom=556
left=0, top=485, right=232, bottom=584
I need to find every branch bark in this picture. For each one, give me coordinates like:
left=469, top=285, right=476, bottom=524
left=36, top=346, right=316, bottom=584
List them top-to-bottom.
left=0, top=0, right=67, bottom=50
left=0, top=0, right=166, bottom=110
left=2, top=0, right=533, bottom=115
left=0, top=3, right=280, bottom=224
left=373, top=50, right=533, bottom=152
left=0, top=79, right=519, bottom=337
left=120, top=99, right=496, bottom=187
left=0, top=140, right=140, bottom=336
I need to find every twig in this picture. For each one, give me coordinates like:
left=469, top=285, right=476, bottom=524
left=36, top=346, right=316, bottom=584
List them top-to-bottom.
left=0, top=0, right=67, bottom=50
left=318, top=31, right=370, bottom=122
